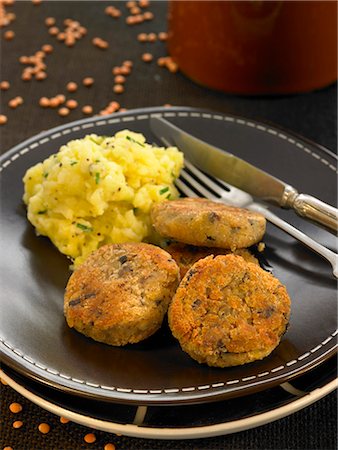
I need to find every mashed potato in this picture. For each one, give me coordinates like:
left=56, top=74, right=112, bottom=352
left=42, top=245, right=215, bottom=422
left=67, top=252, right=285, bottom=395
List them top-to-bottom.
left=23, top=130, right=184, bottom=267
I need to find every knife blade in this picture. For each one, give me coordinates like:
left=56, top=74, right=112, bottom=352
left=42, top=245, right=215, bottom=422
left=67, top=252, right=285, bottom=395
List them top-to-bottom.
left=150, top=116, right=338, bottom=232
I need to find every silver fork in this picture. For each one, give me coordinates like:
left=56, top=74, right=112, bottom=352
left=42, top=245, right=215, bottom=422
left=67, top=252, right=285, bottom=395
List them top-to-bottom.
left=176, top=159, right=338, bottom=278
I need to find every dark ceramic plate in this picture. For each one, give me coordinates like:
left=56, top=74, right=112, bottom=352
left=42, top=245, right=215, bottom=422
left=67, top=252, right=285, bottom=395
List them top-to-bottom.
left=0, top=107, right=337, bottom=405
left=1, top=357, right=337, bottom=439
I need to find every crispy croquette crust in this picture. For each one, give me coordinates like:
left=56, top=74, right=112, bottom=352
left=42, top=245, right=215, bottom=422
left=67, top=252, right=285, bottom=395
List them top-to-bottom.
left=151, top=198, right=266, bottom=250
left=165, top=242, right=259, bottom=278
left=64, top=243, right=180, bottom=346
left=168, top=254, right=291, bottom=367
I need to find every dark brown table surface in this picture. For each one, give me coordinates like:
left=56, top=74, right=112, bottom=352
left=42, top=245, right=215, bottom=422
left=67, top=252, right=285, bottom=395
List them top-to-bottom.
left=0, top=2, right=337, bottom=450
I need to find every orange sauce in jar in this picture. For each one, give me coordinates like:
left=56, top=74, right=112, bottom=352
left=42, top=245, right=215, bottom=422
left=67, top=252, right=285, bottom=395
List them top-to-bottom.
left=167, top=1, right=337, bottom=94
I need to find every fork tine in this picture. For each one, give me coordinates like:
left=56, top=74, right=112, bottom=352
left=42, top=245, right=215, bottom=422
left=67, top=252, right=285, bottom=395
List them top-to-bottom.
left=184, top=159, right=228, bottom=196
left=180, top=168, right=218, bottom=200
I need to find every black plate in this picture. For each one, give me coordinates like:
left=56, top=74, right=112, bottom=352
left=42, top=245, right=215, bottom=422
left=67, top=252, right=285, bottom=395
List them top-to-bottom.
left=0, top=106, right=337, bottom=405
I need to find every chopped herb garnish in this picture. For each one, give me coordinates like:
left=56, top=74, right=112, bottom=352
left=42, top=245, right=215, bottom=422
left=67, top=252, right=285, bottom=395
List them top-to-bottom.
left=126, top=135, right=145, bottom=147
left=70, top=161, right=78, bottom=166
left=43, top=172, right=48, bottom=178
left=95, top=172, right=100, bottom=184
left=159, top=186, right=170, bottom=195
left=166, top=193, right=171, bottom=199
left=37, top=210, right=47, bottom=214
left=76, top=223, right=93, bottom=232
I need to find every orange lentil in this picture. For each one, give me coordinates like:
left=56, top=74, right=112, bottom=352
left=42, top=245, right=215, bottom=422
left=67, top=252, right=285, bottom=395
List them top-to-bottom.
left=32, top=0, right=42, bottom=5
left=126, top=0, right=137, bottom=8
left=139, top=0, right=150, bottom=7
left=105, top=5, right=114, bottom=14
left=130, top=6, right=141, bottom=14
left=111, top=9, right=121, bottom=18
left=143, top=11, right=154, bottom=20
left=134, top=14, right=144, bottom=24
left=126, top=15, right=136, bottom=25
left=45, top=16, right=56, bottom=27
left=48, top=26, right=59, bottom=36
left=4, top=30, right=15, bottom=40
left=158, top=31, right=168, bottom=41
left=57, top=32, right=66, bottom=41
left=137, top=32, right=147, bottom=42
left=147, top=32, right=157, bottom=42
left=92, top=37, right=109, bottom=49
left=42, top=44, right=53, bottom=53
left=142, top=52, right=153, bottom=62
left=157, top=56, right=166, bottom=67
left=123, top=59, right=133, bottom=67
left=119, top=65, right=131, bottom=75
left=112, top=66, right=122, bottom=75
left=36, top=71, right=47, bottom=80
left=21, top=72, right=32, bottom=81
left=114, top=74, right=126, bottom=84
left=83, top=76, right=94, bottom=87
left=0, top=80, right=10, bottom=90
left=66, top=81, right=78, bottom=92
left=113, top=84, right=124, bottom=94
left=56, top=94, right=66, bottom=103
left=16, top=96, right=23, bottom=105
left=39, top=96, right=50, bottom=107
left=49, top=97, right=60, bottom=108
left=8, top=98, right=19, bottom=108
left=66, top=99, right=78, bottom=109
left=109, top=101, right=120, bottom=110
left=82, top=105, right=93, bottom=115
left=58, top=107, right=70, bottom=116
left=119, top=107, right=127, bottom=112
left=0, top=114, right=8, bottom=125
left=1, top=377, right=8, bottom=384
left=9, top=402, right=23, bottom=413
left=60, top=416, right=70, bottom=424
left=12, top=420, right=23, bottom=429
left=38, top=422, right=51, bottom=434
left=84, top=433, right=96, bottom=444
left=104, top=444, right=116, bottom=450
left=3, top=446, right=14, bottom=450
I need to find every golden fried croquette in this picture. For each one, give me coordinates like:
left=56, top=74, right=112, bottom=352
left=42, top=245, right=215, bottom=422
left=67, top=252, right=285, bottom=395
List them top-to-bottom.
left=151, top=198, right=266, bottom=250
left=165, top=242, right=259, bottom=278
left=64, top=243, right=180, bottom=346
left=168, top=254, right=291, bottom=367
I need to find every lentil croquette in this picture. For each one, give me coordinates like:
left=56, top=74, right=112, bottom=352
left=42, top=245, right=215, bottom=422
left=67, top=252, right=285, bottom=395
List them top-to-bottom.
left=151, top=198, right=266, bottom=250
left=64, top=242, right=180, bottom=346
left=165, top=242, right=259, bottom=278
left=168, top=254, right=291, bottom=367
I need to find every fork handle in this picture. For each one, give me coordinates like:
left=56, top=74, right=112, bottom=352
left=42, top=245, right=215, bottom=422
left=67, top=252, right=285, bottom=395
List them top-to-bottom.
left=283, top=187, right=338, bottom=233
left=251, top=204, right=338, bottom=278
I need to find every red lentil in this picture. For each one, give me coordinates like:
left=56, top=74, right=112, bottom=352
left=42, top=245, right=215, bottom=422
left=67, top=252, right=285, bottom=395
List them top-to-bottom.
left=139, top=0, right=150, bottom=7
left=126, top=1, right=137, bottom=8
left=143, top=11, right=154, bottom=20
left=45, top=16, right=56, bottom=27
left=48, top=26, right=59, bottom=36
left=4, top=30, right=15, bottom=40
left=158, top=31, right=168, bottom=41
left=137, top=32, right=147, bottom=42
left=147, top=32, right=157, bottom=42
left=92, top=37, right=109, bottom=49
left=42, top=44, right=53, bottom=53
left=142, top=52, right=153, bottom=62
left=120, top=65, right=131, bottom=75
left=35, top=71, right=47, bottom=80
left=114, top=74, right=126, bottom=84
left=83, top=76, right=94, bottom=87
left=0, top=80, right=10, bottom=90
left=66, top=81, right=78, bottom=92
left=113, top=84, right=124, bottom=94
left=56, top=94, right=66, bottom=103
left=39, top=96, right=50, bottom=107
left=49, top=97, right=60, bottom=108
left=66, top=99, right=78, bottom=109
left=82, top=105, right=93, bottom=115
left=58, top=107, right=70, bottom=116
left=0, top=114, right=8, bottom=125
left=0, top=377, right=8, bottom=384
left=9, top=402, right=23, bottom=413
left=60, top=416, right=70, bottom=424
left=12, top=420, right=23, bottom=429
left=38, top=422, right=51, bottom=434
left=84, top=433, right=96, bottom=444
left=104, top=444, right=116, bottom=450
left=3, top=446, right=14, bottom=450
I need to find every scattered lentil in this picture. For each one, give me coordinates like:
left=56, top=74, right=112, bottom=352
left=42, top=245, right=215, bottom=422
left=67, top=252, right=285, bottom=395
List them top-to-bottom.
left=139, top=0, right=150, bottom=7
left=143, top=10, right=154, bottom=20
left=45, top=16, right=56, bottom=27
left=48, top=26, right=59, bottom=36
left=4, top=29, right=14, bottom=40
left=158, top=31, right=168, bottom=41
left=137, top=32, right=147, bottom=42
left=92, top=36, right=109, bottom=49
left=42, top=43, right=53, bottom=53
left=141, top=52, right=153, bottom=62
left=114, top=74, right=126, bottom=84
left=82, top=76, right=94, bottom=87
left=0, top=80, right=10, bottom=90
left=66, top=81, right=78, bottom=92
left=113, top=84, right=124, bottom=94
left=56, top=93, right=66, bottom=103
left=8, top=96, right=23, bottom=108
left=39, top=96, right=50, bottom=107
left=49, top=97, right=61, bottom=108
left=66, top=99, right=78, bottom=109
left=82, top=105, right=93, bottom=115
left=58, top=106, right=70, bottom=116
left=0, top=114, right=8, bottom=125
left=0, top=377, right=8, bottom=384
left=9, top=402, right=23, bottom=413
left=60, top=416, right=70, bottom=424
left=12, top=420, right=23, bottom=429
left=38, top=422, right=51, bottom=434
left=84, top=433, right=96, bottom=444
left=104, top=444, right=116, bottom=450
left=3, top=446, right=14, bottom=450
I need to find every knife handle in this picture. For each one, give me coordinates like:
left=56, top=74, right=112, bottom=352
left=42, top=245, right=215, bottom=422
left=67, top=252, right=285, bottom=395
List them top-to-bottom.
left=290, top=193, right=338, bottom=233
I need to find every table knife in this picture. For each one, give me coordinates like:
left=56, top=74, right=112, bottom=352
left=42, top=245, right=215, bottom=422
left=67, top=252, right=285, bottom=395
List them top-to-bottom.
left=150, top=117, right=338, bottom=232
